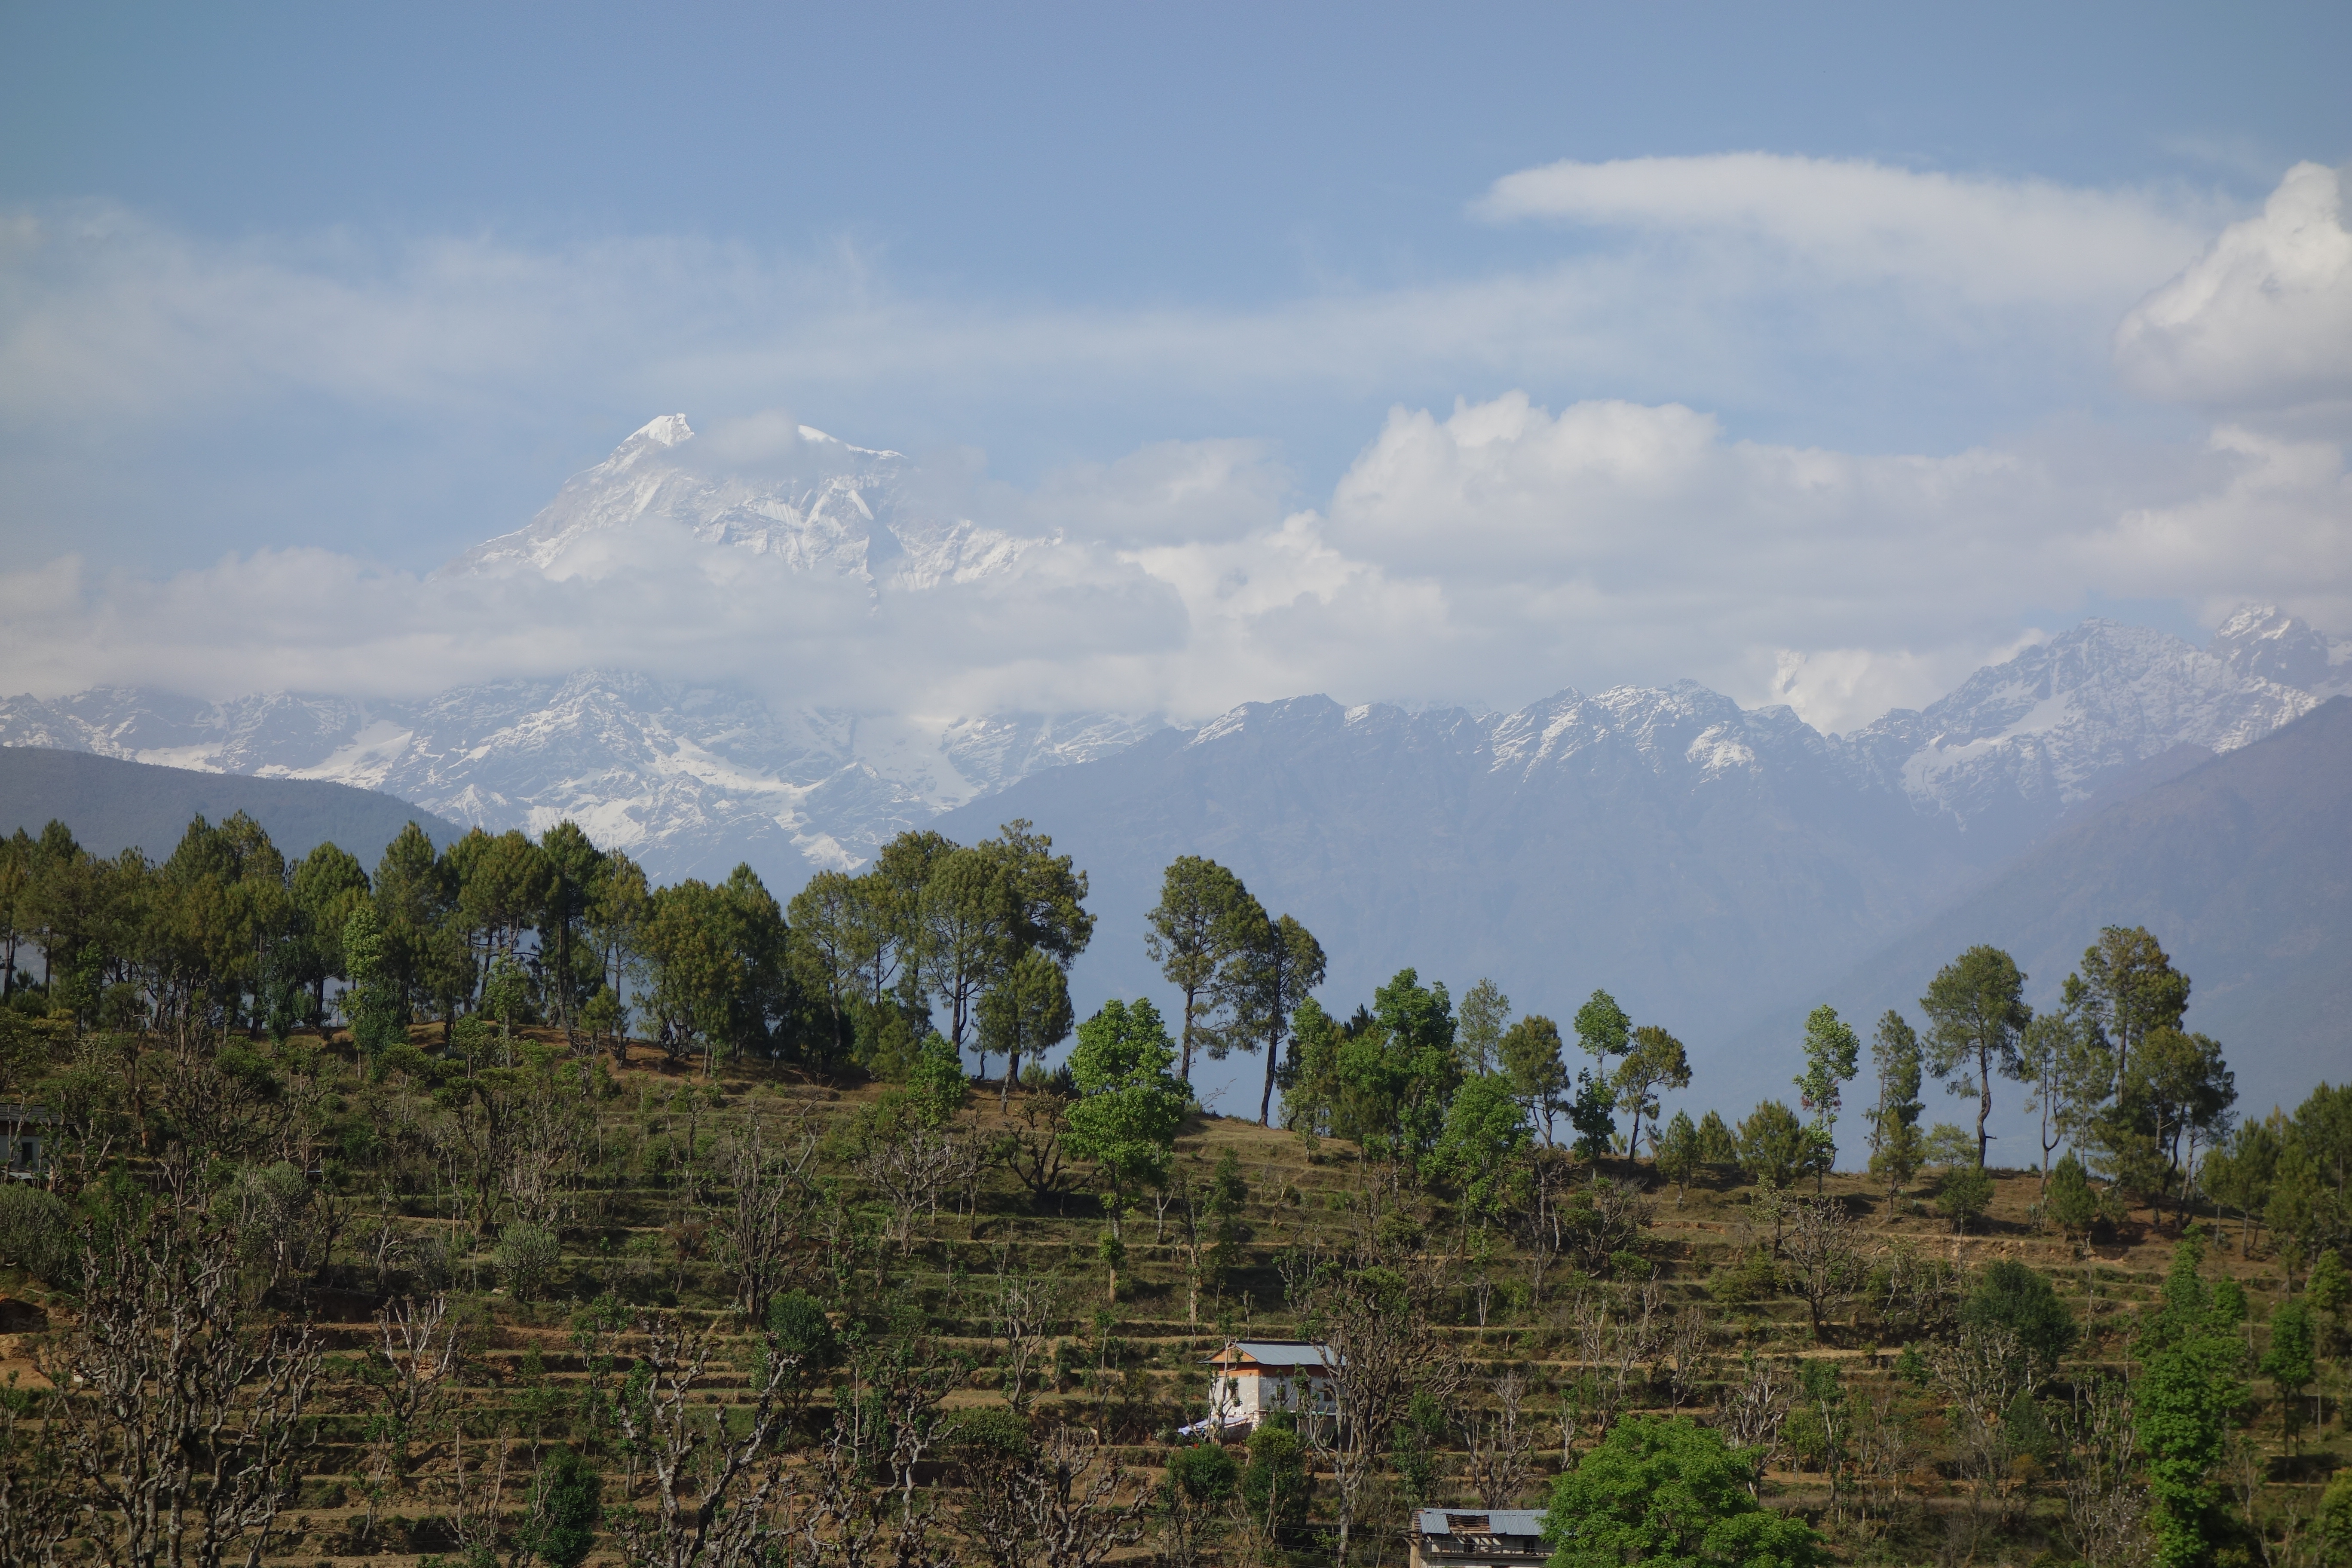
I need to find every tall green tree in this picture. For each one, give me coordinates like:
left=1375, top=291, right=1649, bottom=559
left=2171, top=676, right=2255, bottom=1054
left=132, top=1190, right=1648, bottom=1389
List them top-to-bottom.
left=534, top=819, right=606, bottom=1033
left=289, top=841, right=370, bottom=1026
left=917, top=846, right=1015, bottom=1060
left=1144, top=855, right=1249, bottom=1081
left=1224, top=904, right=1326, bottom=1126
left=2071, top=925, right=2190, bottom=1088
left=1920, top=945, right=2031, bottom=1169
left=977, top=948, right=1074, bottom=1110
left=1456, top=978, right=1510, bottom=1076
left=1064, top=998, right=1188, bottom=1230
left=1792, top=1004, right=1859, bottom=1190
left=1866, top=1010, right=1926, bottom=1204
left=1500, top=1014, right=1571, bottom=1148
left=1617, top=1023, right=1691, bottom=1166
left=2096, top=1026, right=2234, bottom=1229
left=2134, top=1234, right=2250, bottom=1568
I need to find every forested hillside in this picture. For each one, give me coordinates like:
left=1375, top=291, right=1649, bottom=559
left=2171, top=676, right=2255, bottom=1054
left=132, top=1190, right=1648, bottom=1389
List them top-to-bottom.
left=0, top=807, right=2347, bottom=1568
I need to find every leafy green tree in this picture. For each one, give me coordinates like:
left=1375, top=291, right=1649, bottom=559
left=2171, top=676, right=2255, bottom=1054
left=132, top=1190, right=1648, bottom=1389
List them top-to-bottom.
left=533, top=819, right=606, bottom=1034
left=972, top=819, right=1095, bottom=969
left=290, top=841, right=371, bottom=1025
left=917, top=846, right=1016, bottom=1060
left=1145, top=855, right=1250, bottom=1081
left=640, top=865, right=790, bottom=1074
left=341, top=903, right=407, bottom=1056
left=1222, top=903, right=1326, bottom=1126
left=2070, top=924, right=2190, bottom=1087
left=1920, top=945, right=2031, bottom=1170
left=977, top=948, right=1074, bottom=1111
left=1308, top=970, right=1460, bottom=1165
left=1457, top=978, right=1510, bottom=1076
left=1572, top=990, right=1632, bottom=1140
left=1065, top=998, right=1188, bottom=1229
left=1792, top=1005, right=1858, bottom=1190
left=1866, top=1010, right=1925, bottom=1203
left=1500, top=1014, right=1571, bottom=1147
left=1617, top=1023, right=1691, bottom=1166
left=2096, top=1025, right=2234, bottom=1231
left=906, top=1032, right=970, bottom=1128
left=1428, top=1073, right=1532, bottom=1228
left=1735, top=1100, right=1818, bottom=1191
left=1695, top=1109, right=1739, bottom=1166
left=1655, top=1110, right=1703, bottom=1205
left=2203, top=1114, right=2282, bottom=1256
left=2044, top=1152, right=2098, bottom=1240
left=1936, top=1164, right=1994, bottom=1234
left=2134, top=1234, right=2250, bottom=1568
left=1960, top=1260, right=2077, bottom=1372
left=2261, top=1297, right=2316, bottom=1448
left=1240, top=1415, right=1310, bottom=1538
left=1541, top=1415, right=1824, bottom=1568
left=516, top=1446, right=600, bottom=1568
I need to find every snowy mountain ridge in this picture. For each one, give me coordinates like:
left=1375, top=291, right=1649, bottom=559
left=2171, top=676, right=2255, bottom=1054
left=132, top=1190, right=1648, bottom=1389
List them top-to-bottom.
left=436, top=414, right=1034, bottom=590
left=3, top=611, right=2342, bottom=894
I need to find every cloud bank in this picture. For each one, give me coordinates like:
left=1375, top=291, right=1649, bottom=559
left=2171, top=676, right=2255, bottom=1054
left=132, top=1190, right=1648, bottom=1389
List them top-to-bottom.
left=0, top=160, right=2347, bottom=737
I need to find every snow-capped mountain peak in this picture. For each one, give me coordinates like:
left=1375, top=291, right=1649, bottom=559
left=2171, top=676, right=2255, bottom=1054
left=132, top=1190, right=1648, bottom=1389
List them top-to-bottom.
left=435, top=413, right=1015, bottom=589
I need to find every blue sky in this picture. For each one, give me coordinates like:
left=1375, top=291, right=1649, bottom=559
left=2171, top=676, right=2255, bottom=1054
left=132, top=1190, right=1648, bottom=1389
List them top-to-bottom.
left=1, top=3, right=2349, bottom=727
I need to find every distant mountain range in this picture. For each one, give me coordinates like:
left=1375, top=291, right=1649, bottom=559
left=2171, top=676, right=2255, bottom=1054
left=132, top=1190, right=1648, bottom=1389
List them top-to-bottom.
left=4, top=413, right=2347, bottom=1129
left=0, top=746, right=462, bottom=864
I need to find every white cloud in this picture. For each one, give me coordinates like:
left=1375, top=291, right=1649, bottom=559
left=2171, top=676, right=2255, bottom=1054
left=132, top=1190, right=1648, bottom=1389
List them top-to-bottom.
left=1478, top=152, right=2214, bottom=307
left=3, top=160, right=2347, bottom=741
left=2114, top=161, right=2352, bottom=415
left=10, top=389, right=2344, bottom=740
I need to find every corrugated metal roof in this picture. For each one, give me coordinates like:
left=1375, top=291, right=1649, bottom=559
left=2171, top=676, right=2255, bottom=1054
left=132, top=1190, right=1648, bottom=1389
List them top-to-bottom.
left=1204, top=1340, right=1338, bottom=1367
left=1414, top=1509, right=1547, bottom=1537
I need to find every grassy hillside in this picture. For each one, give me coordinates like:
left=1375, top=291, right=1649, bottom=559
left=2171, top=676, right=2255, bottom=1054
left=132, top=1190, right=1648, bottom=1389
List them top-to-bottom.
left=3, top=1023, right=2338, bottom=1568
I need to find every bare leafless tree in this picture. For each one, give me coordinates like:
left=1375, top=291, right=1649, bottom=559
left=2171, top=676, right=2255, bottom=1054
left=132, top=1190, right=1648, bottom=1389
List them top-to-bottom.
left=1001, top=1088, right=1078, bottom=1212
left=721, top=1110, right=816, bottom=1323
left=856, top=1123, right=970, bottom=1251
left=1782, top=1197, right=1864, bottom=1341
left=1283, top=1212, right=1463, bottom=1567
left=40, top=1218, right=321, bottom=1568
left=990, top=1256, right=1065, bottom=1413
left=1562, top=1279, right=1667, bottom=1444
left=359, top=1293, right=463, bottom=1501
left=1661, top=1306, right=1711, bottom=1410
left=606, top=1311, right=805, bottom=1568
left=1714, top=1354, right=1795, bottom=1498
left=1461, top=1369, right=1535, bottom=1508
left=2057, top=1377, right=2153, bottom=1568
left=0, top=1393, right=74, bottom=1568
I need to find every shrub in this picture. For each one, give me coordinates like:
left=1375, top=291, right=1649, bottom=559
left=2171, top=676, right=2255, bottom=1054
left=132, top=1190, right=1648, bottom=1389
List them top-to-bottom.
left=2044, top=1152, right=2098, bottom=1238
left=1937, top=1165, right=1994, bottom=1233
left=0, top=1184, right=74, bottom=1284
left=497, top=1222, right=561, bottom=1301
left=1960, top=1260, right=2076, bottom=1371
left=1543, top=1415, right=1824, bottom=1568
left=1242, top=1417, right=1310, bottom=1535
left=517, top=1447, right=600, bottom=1568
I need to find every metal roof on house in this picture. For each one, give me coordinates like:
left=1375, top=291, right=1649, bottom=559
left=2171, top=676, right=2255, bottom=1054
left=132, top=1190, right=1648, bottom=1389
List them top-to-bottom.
left=1203, top=1340, right=1338, bottom=1368
left=1414, top=1510, right=1547, bottom=1538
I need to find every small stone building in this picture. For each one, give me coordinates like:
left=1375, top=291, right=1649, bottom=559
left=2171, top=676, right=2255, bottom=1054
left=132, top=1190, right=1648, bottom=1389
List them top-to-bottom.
left=1406, top=1510, right=1550, bottom=1568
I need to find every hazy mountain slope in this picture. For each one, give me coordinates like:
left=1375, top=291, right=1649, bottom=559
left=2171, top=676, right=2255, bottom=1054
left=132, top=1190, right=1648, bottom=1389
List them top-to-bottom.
left=936, top=617, right=2349, bottom=1120
left=0, top=679, right=1162, bottom=891
left=938, top=689, right=1971, bottom=1114
left=1781, top=696, right=2352, bottom=1137
left=0, top=746, right=463, bottom=864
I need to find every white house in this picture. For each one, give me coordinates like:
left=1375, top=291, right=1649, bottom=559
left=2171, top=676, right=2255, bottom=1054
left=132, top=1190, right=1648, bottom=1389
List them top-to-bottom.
left=0, top=1104, right=52, bottom=1180
left=1196, top=1340, right=1339, bottom=1433
left=1406, top=1510, right=1550, bottom=1568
